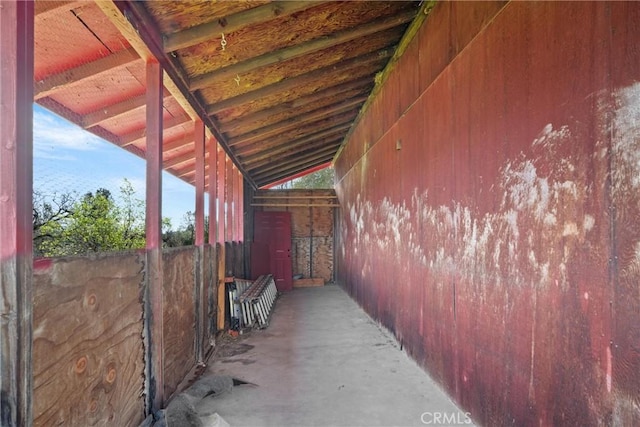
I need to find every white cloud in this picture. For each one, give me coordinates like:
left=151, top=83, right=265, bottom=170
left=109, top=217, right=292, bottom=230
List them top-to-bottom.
left=33, top=107, right=104, bottom=158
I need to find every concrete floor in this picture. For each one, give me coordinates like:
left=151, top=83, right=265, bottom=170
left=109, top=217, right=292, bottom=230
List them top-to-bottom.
left=198, top=284, right=474, bottom=427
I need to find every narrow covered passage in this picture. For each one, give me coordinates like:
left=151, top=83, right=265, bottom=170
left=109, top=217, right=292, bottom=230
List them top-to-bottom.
left=197, top=285, right=471, bottom=427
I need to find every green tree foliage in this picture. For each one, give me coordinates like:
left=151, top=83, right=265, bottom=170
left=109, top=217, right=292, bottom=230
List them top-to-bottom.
left=291, top=167, right=335, bottom=189
left=34, top=179, right=146, bottom=257
left=162, top=211, right=211, bottom=247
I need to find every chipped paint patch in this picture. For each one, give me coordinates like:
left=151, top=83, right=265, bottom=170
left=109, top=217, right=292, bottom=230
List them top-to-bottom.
left=342, top=123, right=592, bottom=291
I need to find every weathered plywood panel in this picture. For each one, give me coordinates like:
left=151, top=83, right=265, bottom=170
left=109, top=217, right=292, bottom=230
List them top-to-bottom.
left=335, top=1, right=640, bottom=425
left=203, top=244, right=218, bottom=342
left=162, top=247, right=197, bottom=397
left=33, top=253, right=145, bottom=426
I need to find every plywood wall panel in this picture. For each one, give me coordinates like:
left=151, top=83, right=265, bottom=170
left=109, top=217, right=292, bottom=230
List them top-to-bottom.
left=162, top=247, right=197, bottom=397
left=33, top=253, right=145, bottom=426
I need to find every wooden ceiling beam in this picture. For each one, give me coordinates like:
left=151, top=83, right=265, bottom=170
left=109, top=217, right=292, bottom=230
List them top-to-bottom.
left=103, top=0, right=256, bottom=188
left=35, top=1, right=80, bottom=16
left=163, top=1, right=322, bottom=52
left=191, top=10, right=416, bottom=90
left=34, top=47, right=139, bottom=99
left=204, top=47, right=393, bottom=114
left=219, top=76, right=373, bottom=134
left=83, top=92, right=172, bottom=128
left=228, top=96, right=367, bottom=147
left=230, top=111, right=356, bottom=163
left=120, top=114, right=191, bottom=147
left=236, top=121, right=352, bottom=159
left=163, top=134, right=194, bottom=153
left=244, top=136, right=344, bottom=170
left=249, top=141, right=342, bottom=175
left=165, top=150, right=209, bottom=169
left=256, top=154, right=335, bottom=186
left=260, top=161, right=333, bottom=189
left=178, top=163, right=210, bottom=180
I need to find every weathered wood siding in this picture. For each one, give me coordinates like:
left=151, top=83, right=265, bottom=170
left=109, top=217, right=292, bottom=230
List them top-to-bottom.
left=335, top=1, right=640, bottom=425
left=162, top=247, right=197, bottom=397
left=32, top=253, right=145, bottom=426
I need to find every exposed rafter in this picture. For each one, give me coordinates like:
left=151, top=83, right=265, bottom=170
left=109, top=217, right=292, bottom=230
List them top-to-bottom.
left=35, top=1, right=80, bottom=16
left=163, top=1, right=322, bottom=52
left=190, top=10, right=415, bottom=90
left=34, top=47, right=139, bottom=99
left=204, top=48, right=394, bottom=113
left=218, top=76, right=374, bottom=134
left=83, top=92, right=172, bottom=128
left=228, top=97, right=367, bottom=147
left=234, top=113, right=356, bottom=155
left=120, top=115, right=191, bottom=147
left=162, top=134, right=194, bottom=153
left=245, top=136, right=344, bottom=170
left=250, top=142, right=342, bottom=176
left=164, top=150, right=209, bottom=169
left=256, top=154, right=336, bottom=187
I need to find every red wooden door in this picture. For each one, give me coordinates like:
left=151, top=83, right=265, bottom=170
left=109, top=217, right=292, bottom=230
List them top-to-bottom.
left=252, top=211, right=293, bottom=291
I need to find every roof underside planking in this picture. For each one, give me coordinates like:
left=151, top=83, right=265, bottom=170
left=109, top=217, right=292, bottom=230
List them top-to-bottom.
left=34, top=0, right=426, bottom=189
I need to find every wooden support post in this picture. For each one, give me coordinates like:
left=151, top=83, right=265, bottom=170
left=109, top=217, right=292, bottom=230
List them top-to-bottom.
left=0, top=1, right=34, bottom=424
left=144, top=59, right=164, bottom=414
left=194, top=119, right=205, bottom=362
left=194, top=120, right=205, bottom=246
left=207, top=137, right=217, bottom=339
left=207, top=138, right=217, bottom=245
left=216, top=148, right=226, bottom=331
left=217, top=148, right=226, bottom=246
left=226, top=158, right=234, bottom=243
left=233, top=168, right=243, bottom=242
left=238, top=169, right=244, bottom=242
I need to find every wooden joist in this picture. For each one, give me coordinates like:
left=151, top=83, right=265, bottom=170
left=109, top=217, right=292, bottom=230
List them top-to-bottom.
left=163, top=1, right=322, bottom=52
left=190, top=10, right=416, bottom=90
left=34, top=48, right=139, bottom=99
left=204, top=48, right=393, bottom=113
left=219, top=77, right=373, bottom=134
left=83, top=92, right=172, bottom=128
left=228, top=97, right=366, bottom=147
left=120, top=115, right=191, bottom=147
left=236, top=122, right=352, bottom=158
left=244, top=137, right=344, bottom=170
left=250, top=143, right=341, bottom=176
left=256, top=154, right=335, bottom=186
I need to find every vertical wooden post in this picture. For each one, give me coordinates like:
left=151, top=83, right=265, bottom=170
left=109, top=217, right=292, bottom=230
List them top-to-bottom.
left=0, top=1, right=34, bottom=424
left=145, top=59, right=164, bottom=414
left=193, top=120, right=205, bottom=362
left=194, top=120, right=205, bottom=247
left=207, top=138, right=217, bottom=245
left=207, top=138, right=217, bottom=339
left=216, top=149, right=226, bottom=331
left=217, top=149, right=226, bottom=246
left=226, top=159, right=234, bottom=243
left=236, top=168, right=244, bottom=242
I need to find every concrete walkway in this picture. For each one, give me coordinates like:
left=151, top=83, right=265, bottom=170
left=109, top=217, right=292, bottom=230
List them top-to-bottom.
left=199, top=284, right=473, bottom=427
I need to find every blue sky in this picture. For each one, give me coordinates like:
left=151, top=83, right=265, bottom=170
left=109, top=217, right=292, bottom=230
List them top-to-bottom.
left=33, top=104, right=200, bottom=229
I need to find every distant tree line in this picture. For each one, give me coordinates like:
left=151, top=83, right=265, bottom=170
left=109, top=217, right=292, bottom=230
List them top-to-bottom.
left=275, top=167, right=334, bottom=189
left=33, top=179, right=198, bottom=257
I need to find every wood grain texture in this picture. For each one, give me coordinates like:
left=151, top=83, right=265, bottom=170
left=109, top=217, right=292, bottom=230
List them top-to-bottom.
left=203, top=244, right=217, bottom=350
left=162, top=247, right=197, bottom=398
left=32, top=253, right=145, bottom=426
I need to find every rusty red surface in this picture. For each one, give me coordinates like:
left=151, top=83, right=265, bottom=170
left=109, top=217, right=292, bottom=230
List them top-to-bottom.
left=335, top=2, right=640, bottom=425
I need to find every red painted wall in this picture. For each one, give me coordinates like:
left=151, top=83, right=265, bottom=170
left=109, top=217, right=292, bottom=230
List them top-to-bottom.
left=334, top=2, right=640, bottom=425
